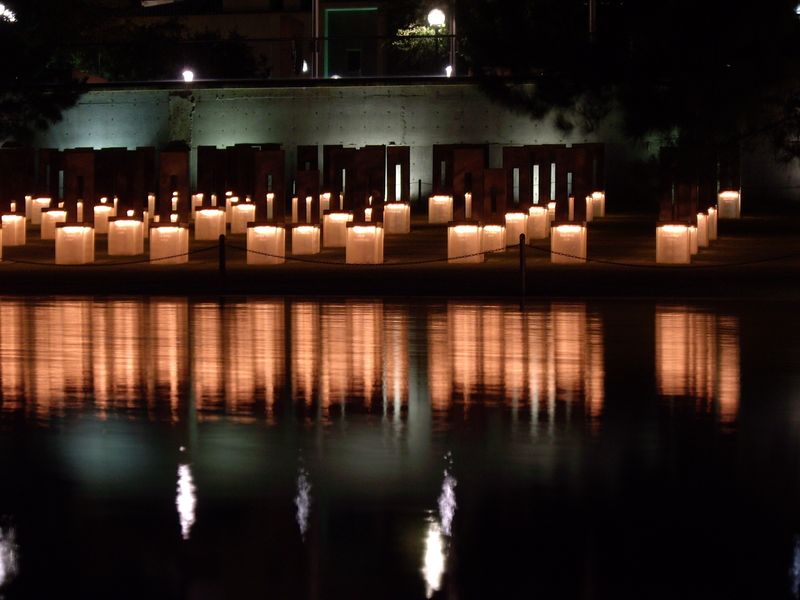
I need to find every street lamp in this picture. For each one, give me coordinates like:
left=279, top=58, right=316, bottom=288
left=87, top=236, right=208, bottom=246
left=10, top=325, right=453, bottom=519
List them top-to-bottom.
left=428, top=8, right=446, bottom=76
left=182, top=69, right=194, bottom=83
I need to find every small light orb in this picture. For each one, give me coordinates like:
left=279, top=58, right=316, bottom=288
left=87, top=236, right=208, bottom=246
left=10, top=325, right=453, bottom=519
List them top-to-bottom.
left=427, top=8, right=446, bottom=28
left=182, top=69, right=194, bottom=83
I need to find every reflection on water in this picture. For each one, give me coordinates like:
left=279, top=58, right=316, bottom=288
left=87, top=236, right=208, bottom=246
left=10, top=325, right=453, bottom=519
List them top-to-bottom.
left=0, top=299, right=746, bottom=425
left=655, top=306, right=740, bottom=422
left=423, top=458, right=457, bottom=598
left=176, top=463, right=197, bottom=540
left=295, top=468, right=311, bottom=539
left=0, top=527, right=18, bottom=588
left=792, top=536, right=800, bottom=599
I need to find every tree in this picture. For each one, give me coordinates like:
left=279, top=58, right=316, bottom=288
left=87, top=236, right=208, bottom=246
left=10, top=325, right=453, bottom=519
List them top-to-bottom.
left=456, top=0, right=800, bottom=157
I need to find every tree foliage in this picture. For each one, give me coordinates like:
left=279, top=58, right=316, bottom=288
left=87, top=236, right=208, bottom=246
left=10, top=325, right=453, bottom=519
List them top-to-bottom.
left=456, top=0, right=800, bottom=156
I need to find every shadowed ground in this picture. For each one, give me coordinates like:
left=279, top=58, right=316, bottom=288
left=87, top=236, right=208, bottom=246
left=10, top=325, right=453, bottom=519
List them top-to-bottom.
left=1, top=214, right=798, bottom=298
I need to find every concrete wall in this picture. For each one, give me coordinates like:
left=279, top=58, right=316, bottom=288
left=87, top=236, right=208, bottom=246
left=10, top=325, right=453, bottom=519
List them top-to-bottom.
left=31, top=82, right=654, bottom=203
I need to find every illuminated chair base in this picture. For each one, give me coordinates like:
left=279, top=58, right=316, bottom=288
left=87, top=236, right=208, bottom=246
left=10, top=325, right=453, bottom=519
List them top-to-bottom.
left=429, top=196, right=454, bottom=224
left=231, top=203, right=256, bottom=234
left=383, top=203, right=411, bottom=234
left=527, top=207, right=549, bottom=240
left=194, top=209, right=226, bottom=241
left=323, top=212, right=353, bottom=248
left=504, top=212, right=528, bottom=246
left=1, top=215, right=26, bottom=246
left=108, top=219, right=145, bottom=256
left=345, top=223, right=384, bottom=264
left=448, top=223, right=483, bottom=264
left=551, top=223, right=587, bottom=264
left=656, top=224, right=691, bottom=264
left=55, top=225, right=95, bottom=265
left=150, top=225, right=189, bottom=264
left=247, top=225, right=286, bottom=265
left=481, top=225, right=506, bottom=253
left=291, top=226, right=321, bottom=255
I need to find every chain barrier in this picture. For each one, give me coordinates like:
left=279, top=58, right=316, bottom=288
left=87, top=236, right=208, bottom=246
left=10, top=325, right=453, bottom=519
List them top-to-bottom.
left=2, top=244, right=218, bottom=267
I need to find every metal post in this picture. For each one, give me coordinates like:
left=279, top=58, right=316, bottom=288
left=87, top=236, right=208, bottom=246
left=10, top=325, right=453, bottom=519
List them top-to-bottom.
left=418, top=179, right=422, bottom=203
left=218, top=233, right=226, bottom=276
left=519, top=233, right=526, bottom=298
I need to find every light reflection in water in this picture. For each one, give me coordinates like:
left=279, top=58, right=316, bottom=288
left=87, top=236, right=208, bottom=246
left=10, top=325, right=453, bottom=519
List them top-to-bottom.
left=428, top=303, right=605, bottom=420
left=655, top=306, right=740, bottom=422
left=423, top=458, right=458, bottom=598
left=176, top=463, right=197, bottom=540
left=295, top=468, right=311, bottom=539
left=0, top=527, right=18, bottom=588
left=791, top=535, right=800, bottom=598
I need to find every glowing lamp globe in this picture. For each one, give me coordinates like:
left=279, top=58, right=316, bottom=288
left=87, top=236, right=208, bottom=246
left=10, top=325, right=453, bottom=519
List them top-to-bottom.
left=428, top=195, right=454, bottom=224
left=383, top=202, right=411, bottom=234
left=527, top=206, right=549, bottom=240
left=323, top=211, right=354, bottom=248
left=2, top=214, right=26, bottom=246
left=108, top=217, right=144, bottom=256
left=345, top=223, right=384, bottom=264
left=447, top=223, right=483, bottom=264
left=550, top=223, right=587, bottom=264
left=55, top=224, right=95, bottom=265
left=149, top=224, right=189, bottom=264
left=247, top=224, right=286, bottom=265
left=481, top=224, right=506, bottom=253
left=655, top=224, right=691, bottom=264
left=291, top=225, right=321, bottom=255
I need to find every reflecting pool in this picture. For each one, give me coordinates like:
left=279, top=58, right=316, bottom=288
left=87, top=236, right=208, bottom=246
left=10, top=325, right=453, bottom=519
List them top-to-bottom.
left=0, top=297, right=796, bottom=599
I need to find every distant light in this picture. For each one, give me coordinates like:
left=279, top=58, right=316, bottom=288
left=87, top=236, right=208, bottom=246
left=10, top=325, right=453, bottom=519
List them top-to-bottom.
left=795, top=3, right=800, bottom=15
left=0, top=4, right=16, bottom=22
left=427, top=8, right=446, bottom=28
left=302, top=60, right=309, bottom=74
left=445, top=65, right=453, bottom=78
left=182, top=69, right=194, bottom=83
left=330, top=74, right=341, bottom=79
left=176, top=464, right=196, bottom=540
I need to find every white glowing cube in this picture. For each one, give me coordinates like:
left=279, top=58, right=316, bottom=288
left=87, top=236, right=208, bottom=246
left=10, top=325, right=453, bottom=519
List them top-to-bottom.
left=591, top=191, right=606, bottom=218
left=717, top=191, right=740, bottom=219
left=465, top=192, right=473, bottom=219
left=266, top=193, right=276, bottom=220
left=319, top=193, right=331, bottom=218
left=147, top=194, right=156, bottom=216
left=190, top=194, right=204, bottom=219
left=225, top=195, right=239, bottom=223
left=429, top=195, right=454, bottom=224
left=24, top=196, right=32, bottom=217
left=30, top=197, right=51, bottom=225
left=291, top=197, right=299, bottom=223
left=584, top=197, right=594, bottom=223
left=77, top=201, right=84, bottom=223
left=547, top=201, right=556, bottom=223
left=231, top=202, right=256, bottom=234
left=383, top=202, right=411, bottom=234
left=94, top=204, right=114, bottom=234
left=527, top=206, right=549, bottom=240
left=364, top=207, right=373, bottom=222
left=707, top=207, right=718, bottom=241
left=194, top=208, right=226, bottom=241
left=40, top=209, right=67, bottom=240
left=143, top=211, right=150, bottom=238
left=504, top=211, right=528, bottom=246
left=323, top=212, right=353, bottom=248
left=697, top=213, right=709, bottom=248
left=2, top=214, right=26, bottom=246
left=108, top=219, right=144, bottom=256
left=346, top=224, right=384, bottom=264
left=448, top=224, right=483, bottom=264
left=481, top=224, right=506, bottom=253
left=551, top=224, right=587, bottom=264
left=656, top=224, right=691, bottom=264
left=55, top=225, right=95, bottom=265
left=150, top=225, right=189, bottom=264
left=247, top=225, right=285, bottom=265
left=292, top=225, right=321, bottom=255
left=689, top=225, right=698, bottom=255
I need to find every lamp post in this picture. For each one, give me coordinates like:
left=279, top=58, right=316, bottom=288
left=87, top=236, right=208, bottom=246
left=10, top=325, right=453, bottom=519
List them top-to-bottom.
left=428, top=8, right=446, bottom=75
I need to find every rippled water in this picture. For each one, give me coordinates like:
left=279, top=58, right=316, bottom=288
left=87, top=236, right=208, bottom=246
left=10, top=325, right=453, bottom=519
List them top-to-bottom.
left=0, top=297, right=797, bottom=599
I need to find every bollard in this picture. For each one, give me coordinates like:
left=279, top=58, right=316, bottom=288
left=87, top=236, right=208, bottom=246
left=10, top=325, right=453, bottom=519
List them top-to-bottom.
left=218, top=233, right=226, bottom=276
left=519, top=233, right=526, bottom=298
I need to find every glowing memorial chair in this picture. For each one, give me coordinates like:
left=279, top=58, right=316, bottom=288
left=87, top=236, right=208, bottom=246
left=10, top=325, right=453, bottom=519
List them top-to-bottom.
left=590, top=191, right=606, bottom=218
left=717, top=191, right=741, bottom=219
left=319, top=192, right=331, bottom=218
left=266, top=193, right=276, bottom=220
left=191, top=194, right=204, bottom=219
left=225, top=194, right=239, bottom=223
left=428, top=195, right=454, bottom=224
left=30, top=197, right=51, bottom=225
left=93, top=200, right=114, bottom=234
left=547, top=201, right=556, bottom=224
left=231, top=202, right=256, bottom=234
left=383, top=202, right=411, bottom=234
left=527, top=206, right=549, bottom=240
left=707, top=207, right=718, bottom=241
left=40, top=208, right=67, bottom=240
left=194, top=208, right=226, bottom=241
left=504, top=211, right=528, bottom=246
left=323, top=212, right=353, bottom=248
left=696, top=213, right=709, bottom=248
left=2, top=214, right=26, bottom=246
left=108, top=216, right=144, bottom=256
left=150, top=223, right=189, bottom=264
left=346, top=223, right=384, bottom=264
left=448, top=223, right=483, bottom=264
left=550, top=223, right=587, bottom=264
left=55, top=224, right=95, bottom=265
left=247, top=224, right=285, bottom=265
left=481, top=224, right=506, bottom=253
left=655, top=224, right=691, bottom=264
left=291, top=225, right=321, bottom=255
left=689, top=225, right=698, bottom=255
